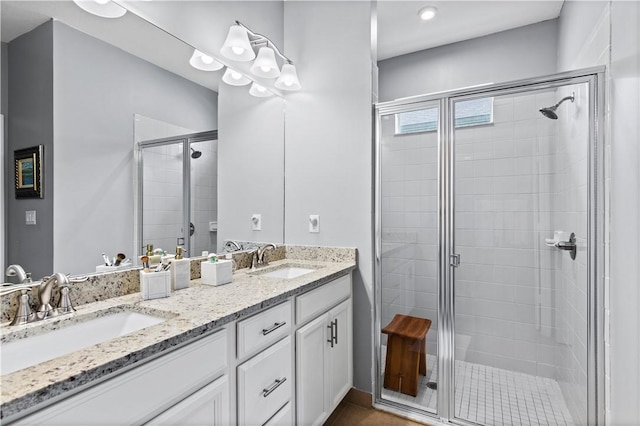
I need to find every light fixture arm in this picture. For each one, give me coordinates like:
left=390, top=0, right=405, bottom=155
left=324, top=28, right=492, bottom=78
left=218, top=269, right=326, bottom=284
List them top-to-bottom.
left=234, top=21, right=293, bottom=65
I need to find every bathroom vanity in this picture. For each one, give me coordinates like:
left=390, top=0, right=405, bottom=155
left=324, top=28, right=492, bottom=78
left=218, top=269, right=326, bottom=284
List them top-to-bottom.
left=0, top=246, right=356, bottom=425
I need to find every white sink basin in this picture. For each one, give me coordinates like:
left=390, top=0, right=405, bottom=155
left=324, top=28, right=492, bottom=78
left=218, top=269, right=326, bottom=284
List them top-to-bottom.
left=259, top=266, right=316, bottom=279
left=1, top=311, right=165, bottom=375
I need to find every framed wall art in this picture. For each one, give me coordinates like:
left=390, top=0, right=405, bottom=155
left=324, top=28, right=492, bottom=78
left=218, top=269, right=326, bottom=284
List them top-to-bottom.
left=14, top=145, right=43, bottom=199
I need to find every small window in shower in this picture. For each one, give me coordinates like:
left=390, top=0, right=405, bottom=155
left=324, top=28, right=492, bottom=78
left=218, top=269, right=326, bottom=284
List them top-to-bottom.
left=395, top=97, right=493, bottom=135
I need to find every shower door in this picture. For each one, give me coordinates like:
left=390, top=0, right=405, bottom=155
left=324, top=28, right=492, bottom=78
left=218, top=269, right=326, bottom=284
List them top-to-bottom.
left=375, top=69, right=604, bottom=426
left=451, top=82, right=594, bottom=426
left=376, top=99, right=441, bottom=415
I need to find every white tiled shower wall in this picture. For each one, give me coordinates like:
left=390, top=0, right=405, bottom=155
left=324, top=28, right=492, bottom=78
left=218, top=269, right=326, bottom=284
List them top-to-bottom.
left=454, top=90, right=564, bottom=378
left=190, top=140, right=218, bottom=256
left=142, top=143, right=183, bottom=252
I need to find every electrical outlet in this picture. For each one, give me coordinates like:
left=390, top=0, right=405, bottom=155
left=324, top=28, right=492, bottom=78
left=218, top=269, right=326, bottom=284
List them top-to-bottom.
left=25, top=210, right=36, bottom=225
left=251, top=214, right=262, bottom=231
left=309, top=214, right=320, bottom=233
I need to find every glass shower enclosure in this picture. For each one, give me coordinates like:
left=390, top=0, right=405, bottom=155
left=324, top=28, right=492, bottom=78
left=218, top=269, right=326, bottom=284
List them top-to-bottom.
left=374, top=68, right=605, bottom=426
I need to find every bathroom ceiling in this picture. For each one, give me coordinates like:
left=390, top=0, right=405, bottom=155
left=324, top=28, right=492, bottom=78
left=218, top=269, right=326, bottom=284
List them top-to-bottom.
left=377, top=0, right=565, bottom=60
left=2, top=1, right=565, bottom=84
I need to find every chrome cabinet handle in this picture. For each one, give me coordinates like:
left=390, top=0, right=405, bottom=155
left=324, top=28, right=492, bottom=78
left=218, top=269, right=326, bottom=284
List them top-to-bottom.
left=333, top=318, right=338, bottom=345
left=261, top=321, right=286, bottom=335
left=262, top=377, right=287, bottom=397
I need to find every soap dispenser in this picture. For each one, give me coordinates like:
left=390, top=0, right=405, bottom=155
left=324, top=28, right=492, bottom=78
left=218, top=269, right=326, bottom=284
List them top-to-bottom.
left=170, top=246, right=190, bottom=291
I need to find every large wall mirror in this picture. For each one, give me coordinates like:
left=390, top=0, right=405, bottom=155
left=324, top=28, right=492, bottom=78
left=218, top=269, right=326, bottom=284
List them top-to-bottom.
left=2, top=1, right=285, bottom=279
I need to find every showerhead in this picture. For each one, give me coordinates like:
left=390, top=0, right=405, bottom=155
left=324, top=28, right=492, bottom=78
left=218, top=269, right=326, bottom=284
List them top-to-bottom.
left=539, top=93, right=575, bottom=120
left=190, top=148, right=202, bottom=159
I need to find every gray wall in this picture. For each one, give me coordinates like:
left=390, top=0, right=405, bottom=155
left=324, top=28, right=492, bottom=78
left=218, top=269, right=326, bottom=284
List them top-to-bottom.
left=283, top=1, right=374, bottom=392
left=378, top=19, right=558, bottom=102
left=6, top=21, right=54, bottom=280
left=52, top=21, right=217, bottom=275
left=218, top=84, right=285, bottom=248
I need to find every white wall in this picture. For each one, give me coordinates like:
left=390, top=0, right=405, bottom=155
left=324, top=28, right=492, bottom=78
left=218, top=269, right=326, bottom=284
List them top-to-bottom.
left=283, top=0, right=373, bottom=391
left=609, top=1, right=640, bottom=424
left=378, top=20, right=558, bottom=102
left=217, top=85, right=285, bottom=248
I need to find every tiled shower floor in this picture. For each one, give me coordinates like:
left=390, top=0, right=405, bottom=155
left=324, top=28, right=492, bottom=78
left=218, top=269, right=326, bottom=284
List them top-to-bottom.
left=381, top=354, right=574, bottom=426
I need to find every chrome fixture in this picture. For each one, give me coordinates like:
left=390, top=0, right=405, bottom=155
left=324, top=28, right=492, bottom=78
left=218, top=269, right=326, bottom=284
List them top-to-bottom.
left=539, top=92, right=575, bottom=119
left=190, top=147, right=202, bottom=159
left=555, top=232, right=578, bottom=260
left=224, top=240, right=243, bottom=252
left=249, top=243, right=277, bottom=269
left=257, top=243, right=277, bottom=265
left=5, top=264, right=30, bottom=284
left=38, top=273, right=70, bottom=319
left=1, top=274, right=88, bottom=326
left=4, top=287, right=35, bottom=326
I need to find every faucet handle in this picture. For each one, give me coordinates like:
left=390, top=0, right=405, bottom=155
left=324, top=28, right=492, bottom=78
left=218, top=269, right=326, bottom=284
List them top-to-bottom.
left=57, top=286, right=76, bottom=314
left=9, top=288, right=36, bottom=326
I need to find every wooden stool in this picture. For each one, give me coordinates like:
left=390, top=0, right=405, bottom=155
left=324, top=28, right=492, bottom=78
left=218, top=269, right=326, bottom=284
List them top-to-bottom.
left=382, top=314, right=432, bottom=397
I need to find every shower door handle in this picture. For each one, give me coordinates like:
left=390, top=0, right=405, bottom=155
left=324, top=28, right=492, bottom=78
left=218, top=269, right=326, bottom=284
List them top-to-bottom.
left=450, top=254, right=461, bottom=267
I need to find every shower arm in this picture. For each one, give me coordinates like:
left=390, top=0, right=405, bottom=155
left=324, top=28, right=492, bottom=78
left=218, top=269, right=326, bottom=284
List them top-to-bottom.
left=553, top=94, right=575, bottom=108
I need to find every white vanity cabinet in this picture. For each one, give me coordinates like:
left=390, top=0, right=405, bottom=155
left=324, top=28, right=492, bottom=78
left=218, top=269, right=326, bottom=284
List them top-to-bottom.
left=295, top=275, right=353, bottom=426
left=12, top=328, right=229, bottom=426
left=145, top=375, right=229, bottom=425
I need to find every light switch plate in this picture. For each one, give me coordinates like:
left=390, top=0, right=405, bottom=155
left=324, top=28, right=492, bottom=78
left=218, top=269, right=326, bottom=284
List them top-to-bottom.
left=25, top=210, right=36, bottom=225
left=251, top=214, right=262, bottom=231
left=309, top=214, right=320, bottom=233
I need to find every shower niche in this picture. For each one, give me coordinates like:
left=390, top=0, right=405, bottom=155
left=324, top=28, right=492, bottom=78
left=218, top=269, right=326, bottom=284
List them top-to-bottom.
left=375, top=69, right=604, bottom=426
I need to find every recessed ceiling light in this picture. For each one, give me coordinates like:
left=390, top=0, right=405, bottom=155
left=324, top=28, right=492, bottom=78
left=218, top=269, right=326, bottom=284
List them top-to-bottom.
left=418, top=6, right=438, bottom=21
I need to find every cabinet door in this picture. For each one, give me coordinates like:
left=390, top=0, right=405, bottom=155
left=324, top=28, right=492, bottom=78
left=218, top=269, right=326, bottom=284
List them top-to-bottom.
left=328, top=298, right=352, bottom=408
left=296, top=313, right=330, bottom=426
left=146, top=375, right=229, bottom=426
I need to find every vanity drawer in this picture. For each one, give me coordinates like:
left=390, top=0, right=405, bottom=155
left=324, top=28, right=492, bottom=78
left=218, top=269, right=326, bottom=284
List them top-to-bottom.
left=296, top=274, right=351, bottom=325
left=237, top=300, right=291, bottom=359
left=237, top=336, right=292, bottom=425
left=265, top=401, right=293, bottom=426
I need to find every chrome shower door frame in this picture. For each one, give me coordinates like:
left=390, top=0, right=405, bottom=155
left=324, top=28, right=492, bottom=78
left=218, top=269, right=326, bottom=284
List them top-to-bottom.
left=373, top=66, right=605, bottom=426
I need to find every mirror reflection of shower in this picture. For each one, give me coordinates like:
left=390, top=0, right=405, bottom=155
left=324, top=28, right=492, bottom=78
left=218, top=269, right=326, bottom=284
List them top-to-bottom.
left=539, top=92, right=575, bottom=119
left=190, top=147, right=202, bottom=159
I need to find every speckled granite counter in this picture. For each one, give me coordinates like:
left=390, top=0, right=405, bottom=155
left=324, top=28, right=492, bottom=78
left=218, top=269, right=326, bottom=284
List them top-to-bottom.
left=0, top=248, right=356, bottom=421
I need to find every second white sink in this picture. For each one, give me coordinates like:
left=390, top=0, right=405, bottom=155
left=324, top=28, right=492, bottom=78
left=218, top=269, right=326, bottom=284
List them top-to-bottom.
left=259, top=266, right=316, bottom=279
left=1, top=310, right=166, bottom=375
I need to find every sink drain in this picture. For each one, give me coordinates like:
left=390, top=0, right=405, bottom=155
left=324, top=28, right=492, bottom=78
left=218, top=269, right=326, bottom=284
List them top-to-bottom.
left=426, top=382, right=438, bottom=390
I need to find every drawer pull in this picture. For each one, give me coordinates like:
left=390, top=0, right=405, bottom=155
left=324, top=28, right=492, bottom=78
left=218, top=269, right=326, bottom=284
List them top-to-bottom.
left=262, top=321, right=286, bottom=336
left=327, top=323, right=334, bottom=348
left=262, top=377, right=287, bottom=397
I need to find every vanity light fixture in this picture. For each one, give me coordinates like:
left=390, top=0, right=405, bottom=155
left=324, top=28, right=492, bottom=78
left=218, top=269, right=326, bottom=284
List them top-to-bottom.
left=73, top=0, right=127, bottom=18
left=418, top=6, right=438, bottom=21
left=222, top=21, right=302, bottom=91
left=220, top=25, right=255, bottom=61
left=250, top=46, right=280, bottom=78
left=189, top=49, right=224, bottom=71
left=275, top=63, right=302, bottom=91
left=222, top=68, right=251, bottom=86
left=249, top=82, right=274, bottom=98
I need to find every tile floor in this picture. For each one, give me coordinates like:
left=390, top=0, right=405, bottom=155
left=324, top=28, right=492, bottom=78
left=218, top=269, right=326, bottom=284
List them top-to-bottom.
left=382, top=354, right=575, bottom=426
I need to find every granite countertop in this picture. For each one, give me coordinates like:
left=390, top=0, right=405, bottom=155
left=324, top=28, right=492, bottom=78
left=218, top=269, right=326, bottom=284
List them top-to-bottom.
left=0, top=255, right=356, bottom=421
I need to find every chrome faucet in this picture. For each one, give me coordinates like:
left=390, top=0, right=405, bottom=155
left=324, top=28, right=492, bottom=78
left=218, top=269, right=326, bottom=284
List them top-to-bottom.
left=224, top=240, right=242, bottom=252
left=249, top=244, right=277, bottom=270
left=257, top=244, right=277, bottom=265
left=5, top=264, right=30, bottom=284
left=37, top=272, right=69, bottom=319
left=2, top=273, right=87, bottom=326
